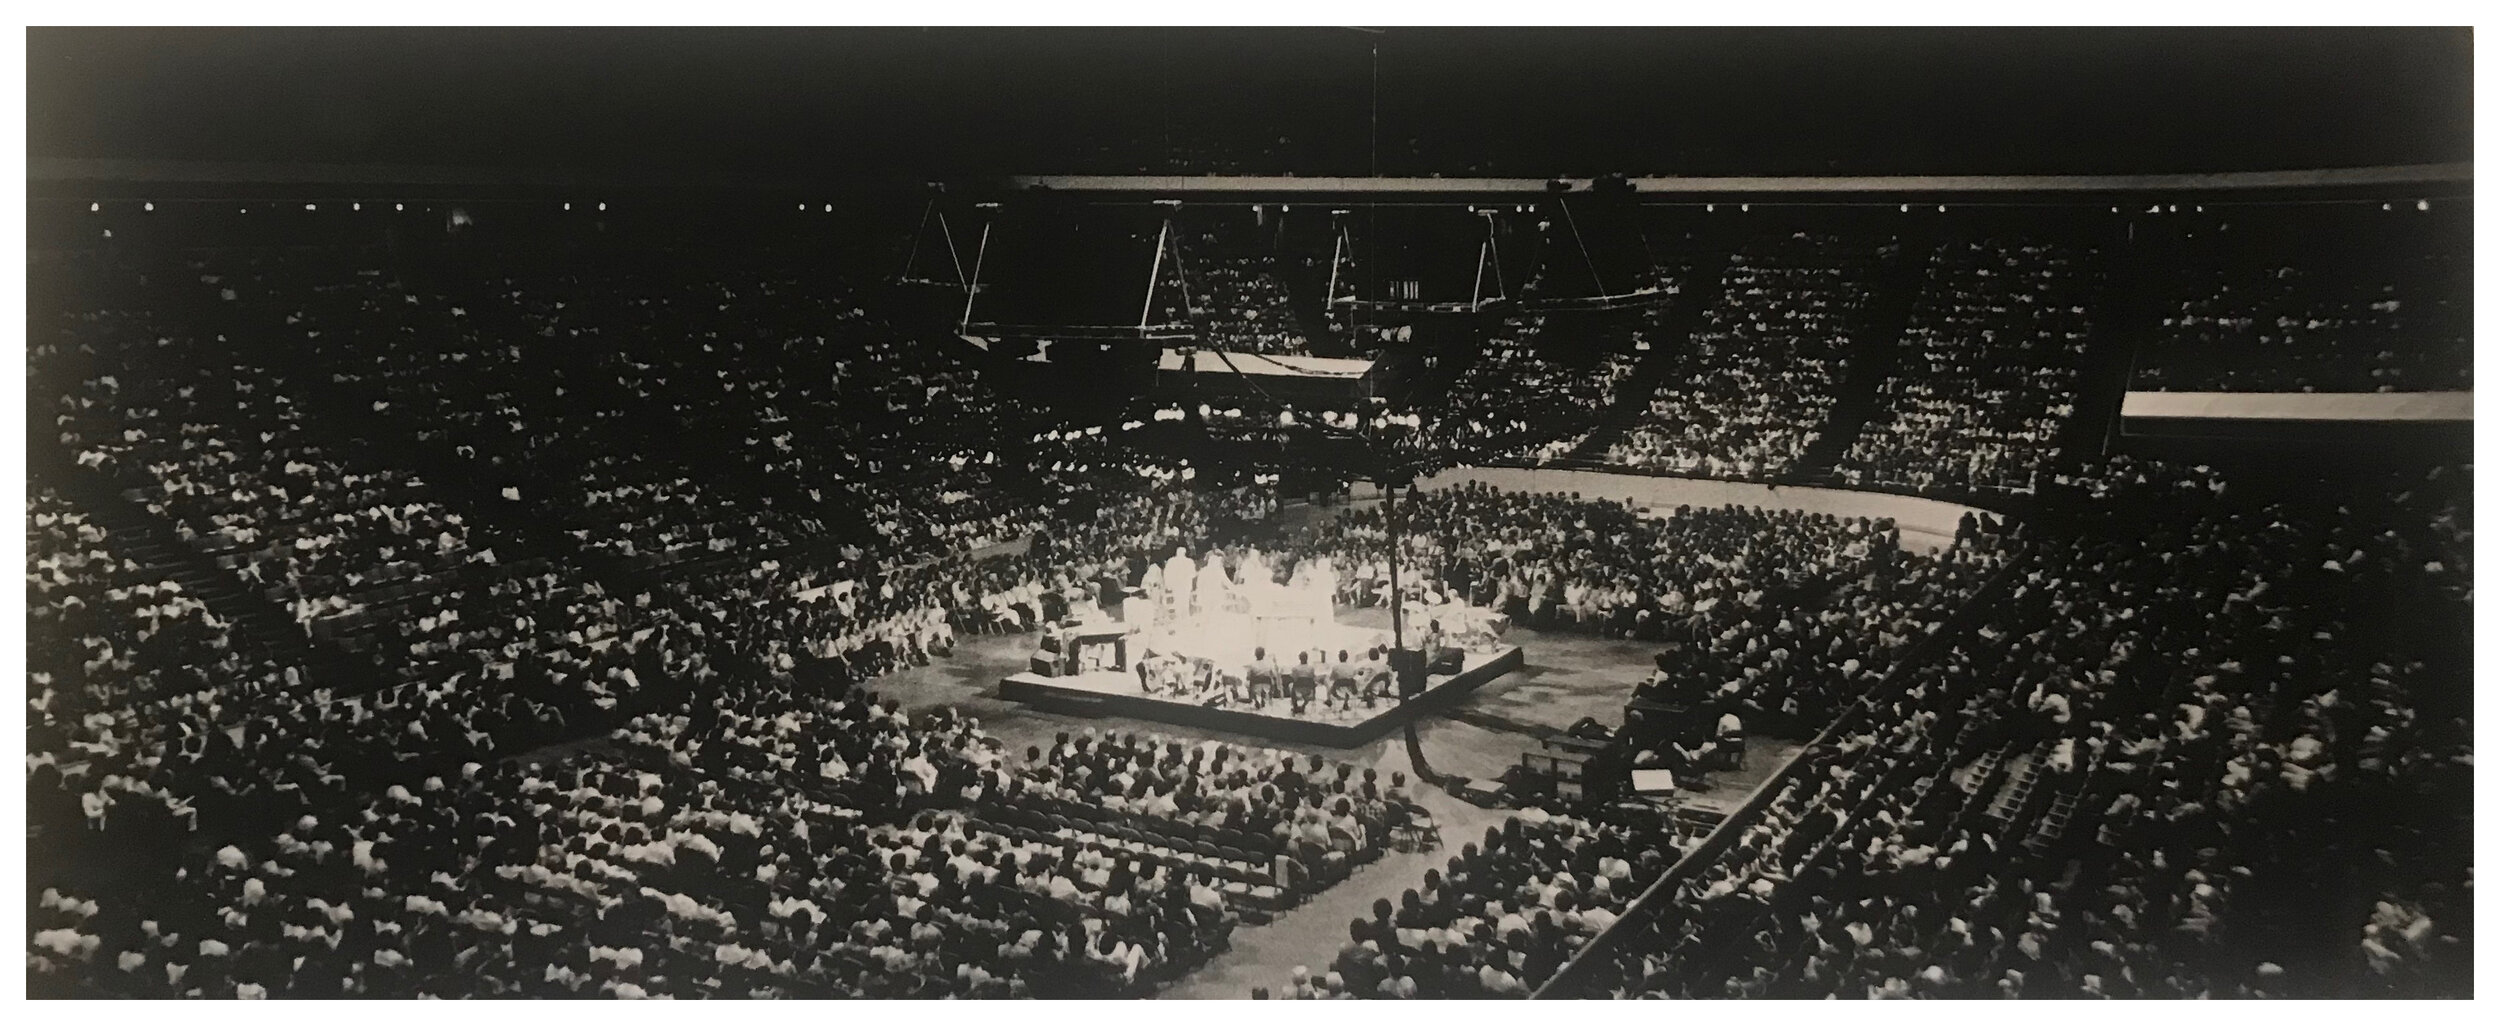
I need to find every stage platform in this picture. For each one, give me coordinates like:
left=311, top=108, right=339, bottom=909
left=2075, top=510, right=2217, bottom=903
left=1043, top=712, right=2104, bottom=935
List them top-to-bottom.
left=1000, top=645, right=1524, bottom=748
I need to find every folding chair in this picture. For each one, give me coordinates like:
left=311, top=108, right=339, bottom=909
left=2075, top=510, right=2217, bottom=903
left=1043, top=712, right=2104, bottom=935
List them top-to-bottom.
left=1402, top=801, right=1442, bottom=852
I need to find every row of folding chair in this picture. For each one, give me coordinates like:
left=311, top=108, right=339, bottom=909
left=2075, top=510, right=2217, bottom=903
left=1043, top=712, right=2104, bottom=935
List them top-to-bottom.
left=992, top=797, right=1283, bottom=859
left=971, top=814, right=1289, bottom=915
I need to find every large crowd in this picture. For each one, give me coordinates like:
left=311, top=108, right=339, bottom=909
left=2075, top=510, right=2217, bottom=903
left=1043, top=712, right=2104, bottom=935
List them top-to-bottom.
left=26, top=207, right=2473, bottom=1002
left=1176, top=212, right=1312, bottom=355
left=2134, top=220, right=2470, bottom=393
left=1607, top=233, right=1889, bottom=481
left=1834, top=238, right=2095, bottom=496
left=1436, top=308, right=1656, bottom=463
left=26, top=454, right=1349, bottom=999
left=1562, top=460, right=2472, bottom=999
left=1252, top=488, right=2014, bottom=996
left=1261, top=810, right=1692, bottom=998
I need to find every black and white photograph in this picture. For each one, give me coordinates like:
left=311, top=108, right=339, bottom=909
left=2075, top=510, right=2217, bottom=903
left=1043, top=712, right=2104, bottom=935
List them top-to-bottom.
left=13, top=19, right=2483, bottom=1002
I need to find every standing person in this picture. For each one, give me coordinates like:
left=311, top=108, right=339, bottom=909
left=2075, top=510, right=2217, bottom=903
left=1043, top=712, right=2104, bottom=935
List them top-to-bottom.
left=1163, top=547, right=1196, bottom=622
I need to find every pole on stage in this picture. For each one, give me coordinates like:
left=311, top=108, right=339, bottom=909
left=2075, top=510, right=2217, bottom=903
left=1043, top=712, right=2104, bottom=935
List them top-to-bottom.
left=1385, top=479, right=1403, bottom=652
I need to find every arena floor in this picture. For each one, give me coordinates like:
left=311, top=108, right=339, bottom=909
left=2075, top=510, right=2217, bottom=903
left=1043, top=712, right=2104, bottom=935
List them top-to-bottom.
left=869, top=603, right=1803, bottom=997
left=876, top=605, right=1649, bottom=773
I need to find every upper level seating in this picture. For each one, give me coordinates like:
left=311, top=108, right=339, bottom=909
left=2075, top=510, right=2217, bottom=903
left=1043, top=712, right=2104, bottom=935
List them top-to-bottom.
left=1178, top=211, right=1309, bottom=355
left=2134, top=223, right=2471, bottom=393
left=1608, top=233, right=1891, bottom=480
left=1835, top=238, right=2096, bottom=495
left=195, top=247, right=1048, bottom=572
left=28, top=250, right=741, bottom=860
left=270, top=263, right=802, bottom=570
left=501, top=266, right=1042, bottom=563
left=1437, top=308, right=1655, bottom=462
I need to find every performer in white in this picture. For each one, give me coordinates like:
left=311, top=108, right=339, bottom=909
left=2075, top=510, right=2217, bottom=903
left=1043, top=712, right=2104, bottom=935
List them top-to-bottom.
left=1162, top=546, right=1195, bottom=624
left=1235, top=548, right=1271, bottom=612
left=1193, top=552, right=1231, bottom=620
left=1300, top=558, right=1340, bottom=620
left=1140, top=561, right=1165, bottom=625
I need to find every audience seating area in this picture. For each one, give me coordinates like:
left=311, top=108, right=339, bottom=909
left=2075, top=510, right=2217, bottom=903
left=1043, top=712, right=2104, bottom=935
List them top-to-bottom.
left=24, top=201, right=2474, bottom=1002
left=1176, top=211, right=1311, bottom=355
left=2134, top=224, right=2471, bottom=393
left=1607, top=233, right=1889, bottom=480
left=1835, top=238, right=2096, bottom=496
left=1437, top=308, right=1658, bottom=463
left=1563, top=462, right=2471, bottom=999
left=1265, top=811, right=1692, bottom=998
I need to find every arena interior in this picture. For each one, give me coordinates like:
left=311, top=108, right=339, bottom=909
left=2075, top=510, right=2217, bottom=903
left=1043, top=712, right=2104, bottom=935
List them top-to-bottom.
left=21, top=27, right=2477, bottom=1000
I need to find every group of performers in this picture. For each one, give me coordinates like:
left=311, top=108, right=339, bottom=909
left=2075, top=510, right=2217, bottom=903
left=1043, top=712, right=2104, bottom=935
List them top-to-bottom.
left=1027, top=545, right=1510, bottom=722
left=1141, top=545, right=1335, bottom=630
left=1133, top=643, right=1399, bottom=715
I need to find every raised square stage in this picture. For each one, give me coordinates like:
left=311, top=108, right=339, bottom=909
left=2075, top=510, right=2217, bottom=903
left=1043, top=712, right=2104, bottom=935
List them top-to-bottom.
left=1001, top=644, right=1524, bottom=748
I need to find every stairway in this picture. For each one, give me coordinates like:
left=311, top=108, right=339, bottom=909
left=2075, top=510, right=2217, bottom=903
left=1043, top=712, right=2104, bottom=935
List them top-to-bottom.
left=1786, top=241, right=1929, bottom=482
left=1983, top=742, right=2047, bottom=822
left=1954, top=743, right=2007, bottom=795
left=2025, top=750, right=2101, bottom=852
left=2027, top=788, right=2082, bottom=852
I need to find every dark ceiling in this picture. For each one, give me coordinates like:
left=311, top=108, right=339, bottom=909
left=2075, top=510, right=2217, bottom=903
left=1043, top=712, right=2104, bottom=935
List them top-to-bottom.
left=26, top=27, right=2475, bottom=181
